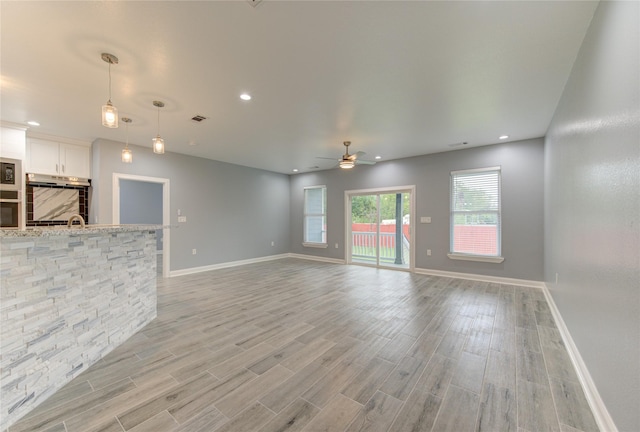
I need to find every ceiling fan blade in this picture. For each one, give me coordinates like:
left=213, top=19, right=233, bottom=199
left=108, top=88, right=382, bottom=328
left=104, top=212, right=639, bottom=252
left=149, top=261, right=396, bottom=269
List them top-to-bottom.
left=354, top=151, right=366, bottom=158
left=355, top=159, right=376, bottom=165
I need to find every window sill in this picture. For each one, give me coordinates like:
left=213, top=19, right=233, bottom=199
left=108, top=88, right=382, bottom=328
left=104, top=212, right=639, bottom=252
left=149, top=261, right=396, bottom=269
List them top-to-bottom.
left=303, top=242, right=328, bottom=249
left=447, top=253, right=504, bottom=263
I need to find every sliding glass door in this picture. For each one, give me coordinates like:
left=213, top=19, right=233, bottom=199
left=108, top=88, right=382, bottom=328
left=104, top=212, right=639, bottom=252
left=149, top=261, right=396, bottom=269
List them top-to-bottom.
left=347, top=187, right=414, bottom=270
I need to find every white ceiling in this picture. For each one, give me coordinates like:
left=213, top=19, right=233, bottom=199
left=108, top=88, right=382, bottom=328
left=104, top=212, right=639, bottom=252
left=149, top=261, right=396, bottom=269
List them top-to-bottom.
left=1, top=1, right=598, bottom=174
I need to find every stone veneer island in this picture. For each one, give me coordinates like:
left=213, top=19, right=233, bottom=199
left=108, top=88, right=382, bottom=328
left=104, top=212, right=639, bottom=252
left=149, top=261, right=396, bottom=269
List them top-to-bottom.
left=0, top=225, right=160, bottom=431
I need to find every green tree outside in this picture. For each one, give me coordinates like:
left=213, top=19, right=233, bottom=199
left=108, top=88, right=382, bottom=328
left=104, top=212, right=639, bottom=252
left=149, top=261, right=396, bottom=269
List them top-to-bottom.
left=351, top=193, right=410, bottom=223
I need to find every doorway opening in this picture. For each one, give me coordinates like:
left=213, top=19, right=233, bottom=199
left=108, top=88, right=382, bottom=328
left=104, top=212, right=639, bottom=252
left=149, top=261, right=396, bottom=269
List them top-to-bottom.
left=112, top=173, right=170, bottom=278
left=345, top=186, right=415, bottom=271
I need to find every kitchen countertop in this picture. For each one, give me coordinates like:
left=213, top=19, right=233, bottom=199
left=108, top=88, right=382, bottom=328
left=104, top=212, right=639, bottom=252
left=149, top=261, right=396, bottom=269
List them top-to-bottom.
left=0, top=224, right=165, bottom=238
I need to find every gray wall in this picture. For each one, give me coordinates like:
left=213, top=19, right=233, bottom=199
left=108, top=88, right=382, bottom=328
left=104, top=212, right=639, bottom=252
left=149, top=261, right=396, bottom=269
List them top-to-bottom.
left=544, top=2, right=640, bottom=431
left=290, top=138, right=544, bottom=281
left=90, top=139, right=291, bottom=272
left=119, top=179, right=164, bottom=251
left=119, top=180, right=163, bottom=225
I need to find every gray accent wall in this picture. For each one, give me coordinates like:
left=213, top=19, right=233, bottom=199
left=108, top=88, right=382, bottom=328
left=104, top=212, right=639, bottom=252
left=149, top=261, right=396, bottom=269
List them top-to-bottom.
left=544, top=2, right=640, bottom=431
left=290, top=138, right=544, bottom=281
left=90, top=139, right=291, bottom=272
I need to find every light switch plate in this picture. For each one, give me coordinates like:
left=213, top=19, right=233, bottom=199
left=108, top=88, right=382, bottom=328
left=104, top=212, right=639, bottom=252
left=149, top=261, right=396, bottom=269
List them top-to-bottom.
left=178, top=216, right=187, bottom=223
left=420, top=216, right=431, bottom=223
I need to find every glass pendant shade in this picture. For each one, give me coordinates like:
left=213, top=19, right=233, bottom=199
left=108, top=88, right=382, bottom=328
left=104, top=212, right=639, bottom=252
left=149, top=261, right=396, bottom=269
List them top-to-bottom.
left=102, top=101, right=118, bottom=128
left=121, top=117, right=133, bottom=163
left=153, top=136, right=165, bottom=154
left=121, top=147, right=133, bottom=163
left=339, top=159, right=355, bottom=169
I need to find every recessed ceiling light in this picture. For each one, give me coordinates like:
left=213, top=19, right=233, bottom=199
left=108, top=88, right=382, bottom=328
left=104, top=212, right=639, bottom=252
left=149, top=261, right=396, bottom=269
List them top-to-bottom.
left=240, top=93, right=252, bottom=101
left=27, top=121, right=40, bottom=126
left=499, top=135, right=509, bottom=140
left=375, top=156, right=382, bottom=160
left=292, top=169, right=299, bottom=172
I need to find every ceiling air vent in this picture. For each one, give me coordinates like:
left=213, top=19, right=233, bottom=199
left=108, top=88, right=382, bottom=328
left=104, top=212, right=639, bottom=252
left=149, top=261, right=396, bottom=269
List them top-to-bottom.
left=191, top=115, right=207, bottom=123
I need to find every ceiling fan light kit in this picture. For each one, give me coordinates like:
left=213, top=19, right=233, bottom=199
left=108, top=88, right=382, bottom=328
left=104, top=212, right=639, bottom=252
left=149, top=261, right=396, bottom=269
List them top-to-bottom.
left=340, top=141, right=356, bottom=170
left=339, top=159, right=355, bottom=169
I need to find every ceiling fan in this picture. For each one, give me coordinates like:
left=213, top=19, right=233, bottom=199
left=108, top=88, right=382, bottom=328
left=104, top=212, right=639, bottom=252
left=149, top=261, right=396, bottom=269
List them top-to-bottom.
left=317, top=141, right=376, bottom=169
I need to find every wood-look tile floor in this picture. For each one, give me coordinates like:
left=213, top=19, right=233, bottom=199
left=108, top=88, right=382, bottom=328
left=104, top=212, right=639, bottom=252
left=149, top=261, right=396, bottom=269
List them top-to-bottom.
left=9, top=258, right=599, bottom=432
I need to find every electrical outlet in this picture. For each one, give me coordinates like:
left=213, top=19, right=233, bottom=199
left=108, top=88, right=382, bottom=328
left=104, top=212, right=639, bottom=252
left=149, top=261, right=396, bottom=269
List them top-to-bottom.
left=271, top=241, right=275, bottom=247
left=335, top=243, right=339, bottom=249
left=192, top=249, right=197, bottom=255
left=427, top=249, right=432, bottom=256
left=555, top=272, right=559, bottom=284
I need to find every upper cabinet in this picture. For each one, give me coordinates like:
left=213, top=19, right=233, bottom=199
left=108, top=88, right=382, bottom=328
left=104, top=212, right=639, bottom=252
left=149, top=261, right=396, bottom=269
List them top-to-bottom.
left=0, top=126, right=27, bottom=160
left=27, top=138, right=90, bottom=179
left=60, top=143, right=90, bottom=178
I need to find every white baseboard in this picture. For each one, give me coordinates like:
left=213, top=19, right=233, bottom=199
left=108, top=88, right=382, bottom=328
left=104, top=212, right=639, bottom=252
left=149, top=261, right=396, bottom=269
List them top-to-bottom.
left=288, top=253, right=346, bottom=265
left=169, top=254, right=289, bottom=277
left=172, top=255, right=540, bottom=287
left=414, top=267, right=545, bottom=289
left=542, top=283, right=618, bottom=432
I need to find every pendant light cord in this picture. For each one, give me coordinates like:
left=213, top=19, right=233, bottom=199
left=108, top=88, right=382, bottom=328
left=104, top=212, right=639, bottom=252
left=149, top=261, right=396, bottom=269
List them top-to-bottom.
left=108, top=62, right=112, bottom=103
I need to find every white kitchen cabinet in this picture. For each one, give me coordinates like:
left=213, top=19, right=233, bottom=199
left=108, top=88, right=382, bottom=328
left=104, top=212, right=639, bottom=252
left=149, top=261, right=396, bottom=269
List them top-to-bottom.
left=0, top=126, right=27, bottom=160
left=27, top=138, right=90, bottom=178
left=27, top=139, right=58, bottom=175
left=60, top=143, right=90, bottom=178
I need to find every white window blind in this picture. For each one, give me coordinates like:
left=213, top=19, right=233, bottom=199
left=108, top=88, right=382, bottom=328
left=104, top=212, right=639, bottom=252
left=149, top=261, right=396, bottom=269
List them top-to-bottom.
left=450, top=167, right=501, bottom=258
left=304, top=186, right=327, bottom=245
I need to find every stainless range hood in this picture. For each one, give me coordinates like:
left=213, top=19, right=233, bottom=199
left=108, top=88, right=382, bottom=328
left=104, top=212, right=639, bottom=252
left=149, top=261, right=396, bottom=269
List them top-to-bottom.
left=27, top=173, right=91, bottom=187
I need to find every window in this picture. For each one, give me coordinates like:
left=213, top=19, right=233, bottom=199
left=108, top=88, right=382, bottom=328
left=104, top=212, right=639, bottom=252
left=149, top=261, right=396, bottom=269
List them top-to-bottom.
left=449, top=167, right=504, bottom=263
left=303, top=185, right=327, bottom=247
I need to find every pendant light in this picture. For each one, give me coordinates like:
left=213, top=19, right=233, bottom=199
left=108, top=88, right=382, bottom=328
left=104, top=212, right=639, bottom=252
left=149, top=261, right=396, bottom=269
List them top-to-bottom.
left=101, top=53, right=119, bottom=128
left=152, top=101, right=165, bottom=154
left=121, top=117, right=133, bottom=163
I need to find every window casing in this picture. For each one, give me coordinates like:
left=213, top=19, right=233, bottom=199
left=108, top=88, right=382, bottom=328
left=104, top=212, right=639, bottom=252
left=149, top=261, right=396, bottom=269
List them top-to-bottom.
left=449, top=167, right=504, bottom=263
left=303, top=185, right=327, bottom=248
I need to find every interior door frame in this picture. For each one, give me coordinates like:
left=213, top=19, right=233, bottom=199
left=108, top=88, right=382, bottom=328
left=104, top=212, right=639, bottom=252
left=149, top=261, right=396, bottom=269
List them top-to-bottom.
left=112, top=173, right=170, bottom=278
left=344, top=185, right=416, bottom=272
